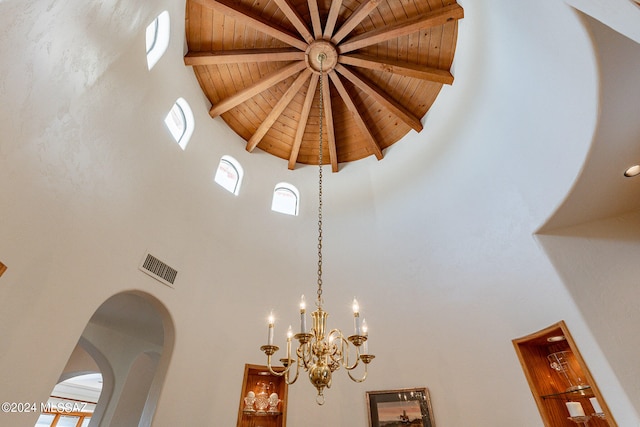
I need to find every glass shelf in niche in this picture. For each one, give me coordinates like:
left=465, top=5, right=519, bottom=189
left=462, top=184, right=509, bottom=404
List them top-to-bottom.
left=541, top=385, right=593, bottom=400
left=242, top=411, right=282, bottom=416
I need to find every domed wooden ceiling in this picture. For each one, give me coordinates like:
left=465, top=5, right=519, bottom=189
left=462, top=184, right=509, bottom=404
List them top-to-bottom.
left=184, top=0, right=463, bottom=172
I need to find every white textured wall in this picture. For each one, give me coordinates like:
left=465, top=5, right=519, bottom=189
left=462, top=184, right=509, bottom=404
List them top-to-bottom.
left=0, top=0, right=638, bottom=426
left=534, top=11, right=640, bottom=424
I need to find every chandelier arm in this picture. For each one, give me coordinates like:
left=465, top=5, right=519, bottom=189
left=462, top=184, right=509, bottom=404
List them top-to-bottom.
left=327, top=329, right=343, bottom=346
left=327, top=330, right=346, bottom=364
left=326, top=332, right=363, bottom=371
left=338, top=334, right=366, bottom=371
left=298, top=340, right=312, bottom=369
left=331, top=343, right=344, bottom=363
left=343, top=344, right=362, bottom=371
left=328, top=345, right=343, bottom=366
left=264, top=354, right=291, bottom=377
left=284, top=355, right=301, bottom=385
left=344, top=357, right=361, bottom=371
left=347, top=363, right=369, bottom=383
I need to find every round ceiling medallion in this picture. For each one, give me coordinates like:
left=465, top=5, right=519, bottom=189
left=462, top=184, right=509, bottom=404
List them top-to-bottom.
left=184, top=0, right=464, bottom=172
left=306, top=41, right=338, bottom=73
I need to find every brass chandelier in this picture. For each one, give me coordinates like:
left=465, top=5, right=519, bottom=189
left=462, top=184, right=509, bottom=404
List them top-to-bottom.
left=260, top=53, right=375, bottom=405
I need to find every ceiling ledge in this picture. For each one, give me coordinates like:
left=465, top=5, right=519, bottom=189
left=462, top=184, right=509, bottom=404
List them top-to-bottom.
left=564, top=0, right=640, bottom=44
left=537, top=13, right=640, bottom=234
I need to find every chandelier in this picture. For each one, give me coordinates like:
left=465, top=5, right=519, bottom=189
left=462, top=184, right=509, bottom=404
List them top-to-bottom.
left=260, top=53, right=374, bottom=405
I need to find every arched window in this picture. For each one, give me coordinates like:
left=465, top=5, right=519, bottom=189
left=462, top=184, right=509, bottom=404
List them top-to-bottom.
left=145, top=11, right=170, bottom=70
left=164, top=98, right=194, bottom=150
left=214, top=155, right=244, bottom=195
left=271, top=182, right=299, bottom=216
left=34, top=373, right=101, bottom=426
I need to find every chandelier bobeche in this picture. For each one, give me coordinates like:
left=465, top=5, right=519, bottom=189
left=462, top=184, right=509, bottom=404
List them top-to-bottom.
left=260, top=54, right=374, bottom=405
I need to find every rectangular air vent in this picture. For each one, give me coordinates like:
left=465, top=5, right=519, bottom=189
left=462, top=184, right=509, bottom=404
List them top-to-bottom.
left=139, top=253, right=177, bottom=287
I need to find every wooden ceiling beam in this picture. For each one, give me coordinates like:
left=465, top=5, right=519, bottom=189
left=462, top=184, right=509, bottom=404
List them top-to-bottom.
left=191, top=0, right=308, bottom=51
left=273, top=0, right=314, bottom=44
left=307, top=0, right=323, bottom=38
left=323, top=0, right=343, bottom=40
left=331, top=0, right=380, bottom=45
left=339, top=3, right=463, bottom=54
left=185, top=48, right=305, bottom=66
left=339, top=53, right=454, bottom=85
left=209, top=61, right=307, bottom=117
left=335, top=63, right=423, bottom=132
left=247, top=69, right=312, bottom=152
left=328, top=71, right=383, bottom=160
left=322, top=73, right=339, bottom=172
left=289, top=75, right=318, bottom=170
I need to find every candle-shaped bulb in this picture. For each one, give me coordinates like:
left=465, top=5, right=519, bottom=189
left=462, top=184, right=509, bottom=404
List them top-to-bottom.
left=300, top=295, right=306, bottom=311
left=352, top=298, right=360, bottom=315
left=267, top=311, right=275, bottom=345
left=287, top=325, right=293, bottom=340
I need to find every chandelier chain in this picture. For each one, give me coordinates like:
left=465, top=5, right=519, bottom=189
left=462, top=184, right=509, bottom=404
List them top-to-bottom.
left=317, top=54, right=325, bottom=307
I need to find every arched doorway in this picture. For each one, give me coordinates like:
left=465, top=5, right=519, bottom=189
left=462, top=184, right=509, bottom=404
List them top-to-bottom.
left=36, top=292, right=174, bottom=427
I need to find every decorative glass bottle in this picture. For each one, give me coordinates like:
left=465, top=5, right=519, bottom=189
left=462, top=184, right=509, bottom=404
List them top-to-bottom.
left=548, top=351, right=589, bottom=392
left=254, top=382, right=270, bottom=414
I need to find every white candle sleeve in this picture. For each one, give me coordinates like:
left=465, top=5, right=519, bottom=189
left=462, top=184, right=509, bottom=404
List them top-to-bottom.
left=299, top=295, right=306, bottom=333
left=352, top=298, right=361, bottom=335
left=268, top=324, right=274, bottom=345
left=589, top=397, right=602, bottom=413
left=566, top=402, right=585, bottom=417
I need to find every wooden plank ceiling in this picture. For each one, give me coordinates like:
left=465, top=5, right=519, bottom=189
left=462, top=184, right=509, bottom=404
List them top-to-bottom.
left=185, top=0, right=463, bottom=172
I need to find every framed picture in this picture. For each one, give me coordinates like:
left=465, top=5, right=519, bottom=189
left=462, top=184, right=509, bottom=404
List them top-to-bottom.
left=366, top=387, right=435, bottom=427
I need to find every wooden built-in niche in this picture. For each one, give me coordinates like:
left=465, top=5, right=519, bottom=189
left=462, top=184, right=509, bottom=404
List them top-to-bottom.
left=513, top=321, right=617, bottom=427
left=237, top=364, right=288, bottom=427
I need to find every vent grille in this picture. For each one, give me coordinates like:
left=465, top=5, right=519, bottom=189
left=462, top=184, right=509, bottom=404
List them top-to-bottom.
left=139, top=253, right=177, bottom=287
